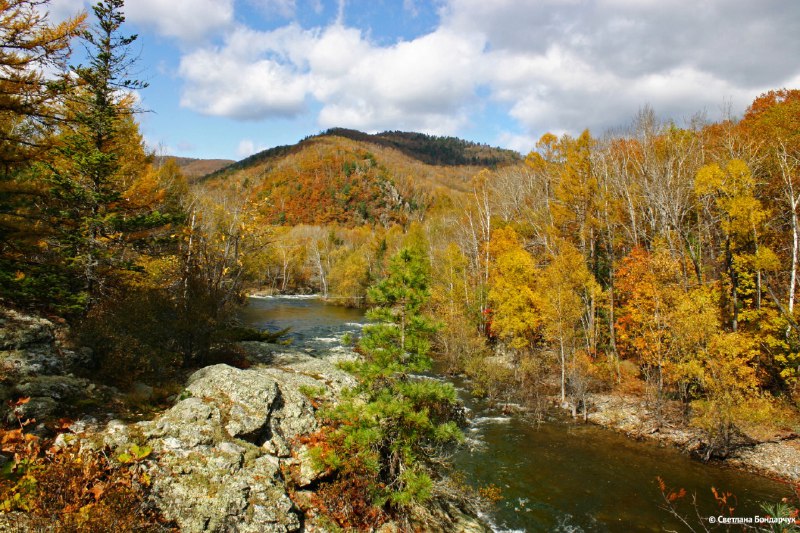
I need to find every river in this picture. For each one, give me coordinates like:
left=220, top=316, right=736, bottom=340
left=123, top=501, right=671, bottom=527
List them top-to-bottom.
left=241, top=295, right=793, bottom=532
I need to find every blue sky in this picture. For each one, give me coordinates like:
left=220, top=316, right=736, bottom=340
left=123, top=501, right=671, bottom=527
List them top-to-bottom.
left=47, top=0, right=800, bottom=161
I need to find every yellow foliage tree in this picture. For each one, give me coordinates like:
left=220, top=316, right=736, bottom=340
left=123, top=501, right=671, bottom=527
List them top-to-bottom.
left=487, top=226, right=540, bottom=352
left=538, top=239, right=601, bottom=403
left=692, top=331, right=761, bottom=457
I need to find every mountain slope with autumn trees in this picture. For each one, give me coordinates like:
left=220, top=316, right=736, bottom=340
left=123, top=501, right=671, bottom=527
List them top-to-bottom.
left=200, top=130, right=521, bottom=227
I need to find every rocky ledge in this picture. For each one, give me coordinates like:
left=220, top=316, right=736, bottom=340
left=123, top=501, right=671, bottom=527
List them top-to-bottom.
left=0, top=307, right=103, bottom=428
left=1, top=307, right=487, bottom=531
left=53, top=343, right=485, bottom=532
left=57, top=344, right=356, bottom=532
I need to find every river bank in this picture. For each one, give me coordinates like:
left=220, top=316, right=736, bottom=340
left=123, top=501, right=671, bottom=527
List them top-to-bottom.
left=570, top=392, right=800, bottom=485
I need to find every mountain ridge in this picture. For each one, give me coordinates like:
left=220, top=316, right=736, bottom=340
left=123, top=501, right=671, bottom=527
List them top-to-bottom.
left=194, top=129, right=524, bottom=227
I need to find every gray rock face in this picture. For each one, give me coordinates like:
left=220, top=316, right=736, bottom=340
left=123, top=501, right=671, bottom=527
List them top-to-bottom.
left=0, top=307, right=99, bottom=424
left=0, top=308, right=60, bottom=378
left=90, top=349, right=357, bottom=532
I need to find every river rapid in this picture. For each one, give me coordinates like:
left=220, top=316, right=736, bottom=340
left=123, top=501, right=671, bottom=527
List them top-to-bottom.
left=240, top=295, right=793, bottom=532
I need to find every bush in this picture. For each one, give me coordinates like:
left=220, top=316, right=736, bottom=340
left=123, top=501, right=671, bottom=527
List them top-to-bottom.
left=0, top=424, right=173, bottom=532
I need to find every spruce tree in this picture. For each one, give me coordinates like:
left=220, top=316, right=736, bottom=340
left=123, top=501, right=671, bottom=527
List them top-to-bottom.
left=43, top=0, right=148, bottom=311
left=321, top=247, right=462, bottom=512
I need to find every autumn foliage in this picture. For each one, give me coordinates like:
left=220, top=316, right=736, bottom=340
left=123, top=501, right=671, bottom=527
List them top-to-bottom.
left=1, top=408, right=171, bottom=531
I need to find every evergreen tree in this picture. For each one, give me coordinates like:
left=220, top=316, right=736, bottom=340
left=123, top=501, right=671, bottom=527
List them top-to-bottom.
left=41, top=0, right=149, bottom=311
left=318, top=247, right=462, bottom=514
left=359, top=247, right=440, bottom=378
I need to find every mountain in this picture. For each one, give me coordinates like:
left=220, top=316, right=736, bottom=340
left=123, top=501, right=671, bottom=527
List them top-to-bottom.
left=317, top=129, right=521, bottom=167
left=198, top=130, right=522, bottom=227
left=155, top=156, right=235, bottom=180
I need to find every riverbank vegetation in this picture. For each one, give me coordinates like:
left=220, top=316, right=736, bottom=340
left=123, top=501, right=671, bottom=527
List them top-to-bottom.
left=234, top=89, right=800, bottom=460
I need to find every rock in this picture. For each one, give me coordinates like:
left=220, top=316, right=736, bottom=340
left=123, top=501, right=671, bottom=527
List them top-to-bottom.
left=0, top=307, right=106, bottom=425
left=0, top=308, right=54, bottom=350
left=0, top=308, right=63, bottom=381
left=238, top=343, right=358, bottom=395
left=90, top=353, right=358, bottom=532
left=131, top=364, right=307, bottom=532
left=186, top=364, right=281, bottom=442
left=15, top=375, right=91, bottom=401
left=131, top=381, right=154, bottom=401
left=6, top=396, right=58, bottom=424
left=145, top=397, right=222, bottom=449
left=293, top=444, right=325, bottom=487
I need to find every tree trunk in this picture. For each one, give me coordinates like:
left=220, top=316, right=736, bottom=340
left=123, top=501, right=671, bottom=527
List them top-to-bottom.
left=791, top=209, right=799, bottom=316
left=560, top=338, right=566, bottom=404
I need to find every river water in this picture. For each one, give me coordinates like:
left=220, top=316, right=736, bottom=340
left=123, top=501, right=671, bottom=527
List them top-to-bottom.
left=241, top=296, right=793, bottom=532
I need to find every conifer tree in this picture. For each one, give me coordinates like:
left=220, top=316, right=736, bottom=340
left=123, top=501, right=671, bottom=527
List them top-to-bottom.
left=42, top=0, right=149, bottom=311
left=320, top=247, right=462, bottom=512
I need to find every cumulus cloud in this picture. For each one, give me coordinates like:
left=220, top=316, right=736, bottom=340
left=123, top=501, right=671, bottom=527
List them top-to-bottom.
left=42, top=0, right=89, bottom=22
left=124, top=0, right=234, bottom=43
left=173, top=0, right=800, bottom=142
left=444, top=0, right=800, bottom=142
left=179, top=23, right=483, bottom=133
left=237, top=139, right=267, bottom=158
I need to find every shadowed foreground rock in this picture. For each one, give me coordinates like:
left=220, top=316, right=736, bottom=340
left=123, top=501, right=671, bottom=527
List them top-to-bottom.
left=0, top=307, right=99, bottom=427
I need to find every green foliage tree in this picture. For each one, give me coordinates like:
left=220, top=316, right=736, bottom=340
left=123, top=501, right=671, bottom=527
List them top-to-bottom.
left=34, top=0, right=150, bottom=312
left=317, top=247, right=462, bottom=517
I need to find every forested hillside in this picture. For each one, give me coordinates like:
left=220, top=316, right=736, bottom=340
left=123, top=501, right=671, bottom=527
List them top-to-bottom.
left=223, top=91, right=800, bottom=461
left=200, top=132, right=519, bottom=228
left=153, top=156, right=233, bottom=180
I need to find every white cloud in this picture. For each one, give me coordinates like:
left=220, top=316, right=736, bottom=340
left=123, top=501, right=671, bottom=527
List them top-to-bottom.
left=41, top=0, right=89, bottom=22
left=125, top=0, right=234, bottom=43
left=172, top=0, right=800, bottom=141
left=178, top=23, right=483, bottom=133
left=178, top=25, right=311, bottom=119
left=496, top=132, right=532, bottom=155
left=237, top=139, right=266, bottom=158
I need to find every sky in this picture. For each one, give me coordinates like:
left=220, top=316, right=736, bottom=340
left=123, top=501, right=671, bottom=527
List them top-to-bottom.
left=45, top=0, right=800, bottom=161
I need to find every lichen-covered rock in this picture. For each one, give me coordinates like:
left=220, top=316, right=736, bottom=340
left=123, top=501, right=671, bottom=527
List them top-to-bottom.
left=0, top=307, right=100, bottom=425
left=0, top=307, right=54, bottom=351
left=0, top=308, right=60, bottom=380
left=238, top=342, right=359, bottom=394
left=87, top=350, right=359, bottom=532
left=104, top=364, right=308, bottom=532
left=186, top=365, right=281, bottom=442
left=15, top=375, right=92, bottom=401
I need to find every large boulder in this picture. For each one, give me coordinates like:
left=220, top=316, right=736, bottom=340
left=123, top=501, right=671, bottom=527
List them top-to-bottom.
left=0, top=308, right=60, bottom=378
left=87, top=350, right=358, bottom=532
